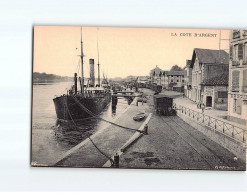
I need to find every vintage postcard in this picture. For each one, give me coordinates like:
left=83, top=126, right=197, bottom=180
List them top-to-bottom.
left=31, top=26, right=246, bottom=170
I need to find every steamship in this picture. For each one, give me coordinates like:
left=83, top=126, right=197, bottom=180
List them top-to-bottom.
left=53, top=28, right=111, bottom=120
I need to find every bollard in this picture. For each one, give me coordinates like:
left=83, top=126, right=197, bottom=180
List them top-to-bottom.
left=136, top=101, right=138, bottom=106
left=143, top=124, right=148, bottom=135
left=113, top=153, right=119, bottom=168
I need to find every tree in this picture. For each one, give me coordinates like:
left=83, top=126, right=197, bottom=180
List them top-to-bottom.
left=170, top=65, right=183, bottom=71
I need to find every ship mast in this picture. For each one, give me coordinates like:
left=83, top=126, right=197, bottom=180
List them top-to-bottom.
left=80, top=27, right=84, bottom=94
left=97, top=28, right=100, bottom=87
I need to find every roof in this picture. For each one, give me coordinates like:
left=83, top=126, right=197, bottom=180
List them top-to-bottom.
left=190, top=48, right=229, bottom=68
left=186, top=60, right=192, bottom=67
left=150, top=66, right=162, bottom=76
left=167, top=71, right=185, bottom=76
left=201, top=72, right=229, bottom=86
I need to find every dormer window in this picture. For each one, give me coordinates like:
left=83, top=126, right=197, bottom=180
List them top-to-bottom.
left=233, top=30, right=240, bottom=39
left=243, top=30, right=247, bottom=37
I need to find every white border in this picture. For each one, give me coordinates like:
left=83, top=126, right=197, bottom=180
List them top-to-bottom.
left=0, top=0, right=247, bottom=192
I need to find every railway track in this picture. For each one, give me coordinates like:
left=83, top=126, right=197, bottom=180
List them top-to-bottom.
left=158, top=115, right=243, bottom=170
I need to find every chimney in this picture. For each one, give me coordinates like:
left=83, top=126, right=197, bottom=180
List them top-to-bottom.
left=89, top=59, right=95, bottom=86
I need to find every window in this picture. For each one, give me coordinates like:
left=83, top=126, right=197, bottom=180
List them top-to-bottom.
left=233, top=30, right=240, bottom=39
left=244, top=30, right=247, bottom=37
left=244, top=42, right=247, bottom=63
left=238, top=43, right=243, bottom=60
left=234, top=44, right=238, bottom=61
left=230, top=45, right=233, bottom=59
left=232, top=70, right=240, bottom=92
left=243, top=70, right=247, bottom=93
left=171, top=79, right=173, bottom=83
left=177, top=79, right=179, bottom=82
left=182, top=80, right=184, bottom=83
left=233, top=99, right=242, bottom=114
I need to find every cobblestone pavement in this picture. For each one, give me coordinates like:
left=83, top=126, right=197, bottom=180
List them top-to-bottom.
left=119, top=89, right=246, bottom=170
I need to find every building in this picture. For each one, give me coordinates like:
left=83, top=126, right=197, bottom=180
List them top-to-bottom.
left=228, top=30, right=247, bottom=125
left=190, top=48, right=229, bottom=103
left=184, top=60, right=192, bottom=98
left=150, top=65, right=163, bottom=85
left=150, top=65, right=185, bottom=91
left=161, top=71, right=169, bottom=89
left=167, top=71, right=185, bottom=92
left=201, top=72, right=228, bottom=110
left=136, top=76, right=149, bottom=88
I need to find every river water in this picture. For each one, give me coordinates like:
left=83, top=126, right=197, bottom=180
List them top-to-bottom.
left=31, top=81, right=128, bottom=166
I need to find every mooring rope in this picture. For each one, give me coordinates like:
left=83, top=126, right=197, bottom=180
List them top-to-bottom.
left=71, top=95, right=143, bottom=133
left=64, top=101, right=114, bottom=165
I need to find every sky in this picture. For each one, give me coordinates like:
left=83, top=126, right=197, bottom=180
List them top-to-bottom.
left=33, top=26, right=230, bottom=78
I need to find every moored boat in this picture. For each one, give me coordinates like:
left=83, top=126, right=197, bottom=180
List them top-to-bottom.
left=53, top=28, right=111, bottom=120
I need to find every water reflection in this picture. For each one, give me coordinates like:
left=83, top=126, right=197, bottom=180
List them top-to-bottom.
left=52, top=96, right=134, bottom=147
left=52, top=117, right=99, bottom=147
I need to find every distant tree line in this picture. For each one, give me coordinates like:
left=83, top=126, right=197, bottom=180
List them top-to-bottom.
left=170, top=65, right=183, bottom=71
left=33, top=72, right=73, bottom=83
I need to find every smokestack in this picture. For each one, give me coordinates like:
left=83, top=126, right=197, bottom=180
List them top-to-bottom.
left=89, top=59, right=95, bottom=86
left=74, top=73, right=77, bottom=94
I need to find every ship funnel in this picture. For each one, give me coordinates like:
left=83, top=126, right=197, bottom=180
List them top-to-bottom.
left=89, top=59, right=95, bottom=87
left=74, top=73, right=77, bottom=94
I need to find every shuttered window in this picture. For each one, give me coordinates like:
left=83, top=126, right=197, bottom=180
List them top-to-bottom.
left=238, top=43, right=243, bottom=59
left=244, top=43, right=247, bottom=63
left=234, top=44, right=238, bottom=61
left=230, top=45, right=233, bottom=59
left=232, top=70, right=240, bottom=92
left=243, top=70, right=247, bottom=93
left=233, top=99, right=241, bottom=114
left=236, top=99, right=242, bottom=114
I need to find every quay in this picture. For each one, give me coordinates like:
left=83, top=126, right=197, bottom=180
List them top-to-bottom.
left=53, top=88, right=246, bottom=170
left=54, top=91, right=152, bottom=167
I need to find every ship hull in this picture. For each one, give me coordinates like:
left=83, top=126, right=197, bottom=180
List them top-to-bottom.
left=53, top=93, right=111, bottom=120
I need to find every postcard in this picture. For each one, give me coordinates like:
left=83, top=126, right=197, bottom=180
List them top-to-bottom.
left=31, top=26, right=246, bottom=170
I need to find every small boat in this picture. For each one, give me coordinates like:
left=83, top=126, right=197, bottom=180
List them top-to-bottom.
left=133, top=112, right=146, bottom=121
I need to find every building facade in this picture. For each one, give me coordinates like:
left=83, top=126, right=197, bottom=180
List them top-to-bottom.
left=228, top=30, right=247, bottom=125
left=190, top=48, right=229, bottom=104
left=184, top=60, right=192, bottom=98
left=150, top=65, right=163, bottom=85
left=150, top=66, right=185, bottom=91
left=161, top=71, right=169, bottom=89
left=167, top=71, right=185, bottom=92
left=201, top=72, right=228, bottom=110
left=136, top=76, right=149, bottom=88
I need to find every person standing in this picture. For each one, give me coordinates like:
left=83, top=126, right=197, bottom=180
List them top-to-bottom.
left=201, top=103, right=205, bottom=113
